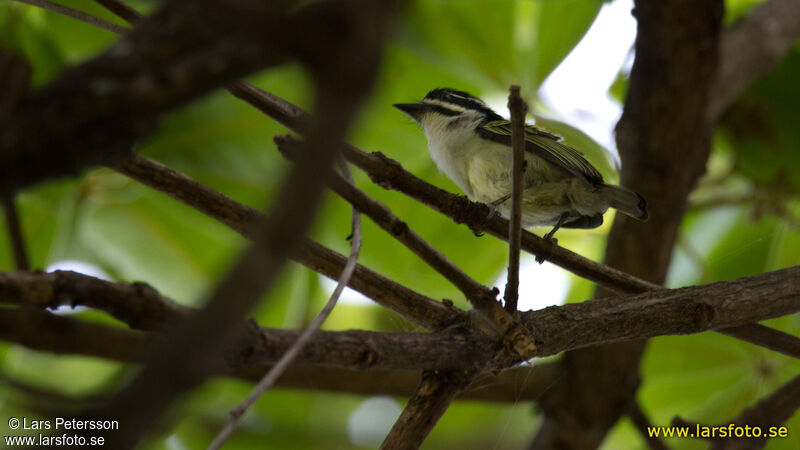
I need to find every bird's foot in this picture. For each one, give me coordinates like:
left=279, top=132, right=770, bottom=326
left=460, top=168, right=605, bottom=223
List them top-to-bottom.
left=470, top=201, right=503, bottom=237
left=535, top=236, right=558, bottom=264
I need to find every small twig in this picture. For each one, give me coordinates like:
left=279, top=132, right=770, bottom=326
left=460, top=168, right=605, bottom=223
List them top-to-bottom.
left=12, top=0, right=129, bottom=34
left=93, top=0, right=142, bottom=23
left=504, top=85, right=527, bottom=312
left=208, top=160, right=362, bottom=449
left=2, top=194, right=29, bottom=271
left=0, top=306, right=152, bottom=362
left=717, top=324, right=800, bottom=359
left=628, top=399, right=671, bottom=450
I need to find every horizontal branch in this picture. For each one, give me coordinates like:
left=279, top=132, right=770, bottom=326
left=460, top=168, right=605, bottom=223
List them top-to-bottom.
left=3, top=265, right=799, bottom=372
left=522, top=265, right=800, bottom=356
left=0, top=270, right=190, bottom=330
left=0, top=303, right=558, bottom=403
left=0, top=306, right=152, bottom=362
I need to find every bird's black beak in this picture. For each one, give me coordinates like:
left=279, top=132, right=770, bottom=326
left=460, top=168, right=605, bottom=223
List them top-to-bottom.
left=393, top=102, right=429, bottom=121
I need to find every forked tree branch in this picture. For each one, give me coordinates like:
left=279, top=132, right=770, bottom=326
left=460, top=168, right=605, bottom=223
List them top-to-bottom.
left=6, top=0, right=800, bottom=446
left=20, top=0, right=800, bottom=359
left=275, top=135, right=536, bottom=361
left=112, top=153, right=454, bottom=330
left=0, top=305, right=561, bottom=402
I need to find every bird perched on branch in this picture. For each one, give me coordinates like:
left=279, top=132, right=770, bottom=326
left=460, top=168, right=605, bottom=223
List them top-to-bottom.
left=394, top=88, right=647, bottom=243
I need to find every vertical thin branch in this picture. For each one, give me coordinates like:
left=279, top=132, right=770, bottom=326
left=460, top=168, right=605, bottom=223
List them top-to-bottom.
left=504, top=86, right=527, bottom=312
left=208, top=159, right=362, bottom=450
left=2, top=195, right=29, bottom=271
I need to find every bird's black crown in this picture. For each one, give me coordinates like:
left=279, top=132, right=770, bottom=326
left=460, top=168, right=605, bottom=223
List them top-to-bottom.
left=423, top=88, right=503, bottom=122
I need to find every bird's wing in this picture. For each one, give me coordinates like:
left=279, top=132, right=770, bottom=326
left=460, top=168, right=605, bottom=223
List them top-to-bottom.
left=477, top=120, right=604, bottom=184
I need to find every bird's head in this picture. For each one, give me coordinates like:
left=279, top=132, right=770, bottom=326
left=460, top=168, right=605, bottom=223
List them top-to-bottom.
left=394, top=88, right=503, bottom=135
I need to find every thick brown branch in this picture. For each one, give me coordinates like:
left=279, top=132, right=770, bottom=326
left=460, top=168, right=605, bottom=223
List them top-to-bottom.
left=709, top=0, right=800, bottom=120
left=4, top=266, right=799, bottom=372
left=0, top=270, right=189, bottom=331
left=0, top=303, right=559, bottom=402
left=0, top=306, right=152, bottom=362
left=263, top=364, right=560, bottom=403
left=381, top=370, right=477, bottom=450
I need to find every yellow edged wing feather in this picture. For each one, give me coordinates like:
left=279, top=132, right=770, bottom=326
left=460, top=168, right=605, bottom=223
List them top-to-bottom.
left=478, top=120, right=604, bottom=184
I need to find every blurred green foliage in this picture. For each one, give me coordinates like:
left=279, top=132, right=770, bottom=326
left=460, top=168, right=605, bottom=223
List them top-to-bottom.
left=1, top=0, right=799, bottom=449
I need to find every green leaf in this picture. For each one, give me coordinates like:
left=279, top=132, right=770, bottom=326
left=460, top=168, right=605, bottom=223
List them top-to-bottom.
left=397, top=0, right=602, bottom=93
left=719, top=50, right=800, bottom=190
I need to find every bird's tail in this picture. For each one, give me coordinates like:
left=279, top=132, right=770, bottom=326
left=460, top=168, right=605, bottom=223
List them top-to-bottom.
left=600, top=184, right=648, bottom=221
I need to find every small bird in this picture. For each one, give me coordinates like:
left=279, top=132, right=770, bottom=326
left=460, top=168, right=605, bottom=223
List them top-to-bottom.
left=394, top=88, right=647, bottom=242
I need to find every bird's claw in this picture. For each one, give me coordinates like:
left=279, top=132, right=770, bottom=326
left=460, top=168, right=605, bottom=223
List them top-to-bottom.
left=535, top=236, right=558, bottom=264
